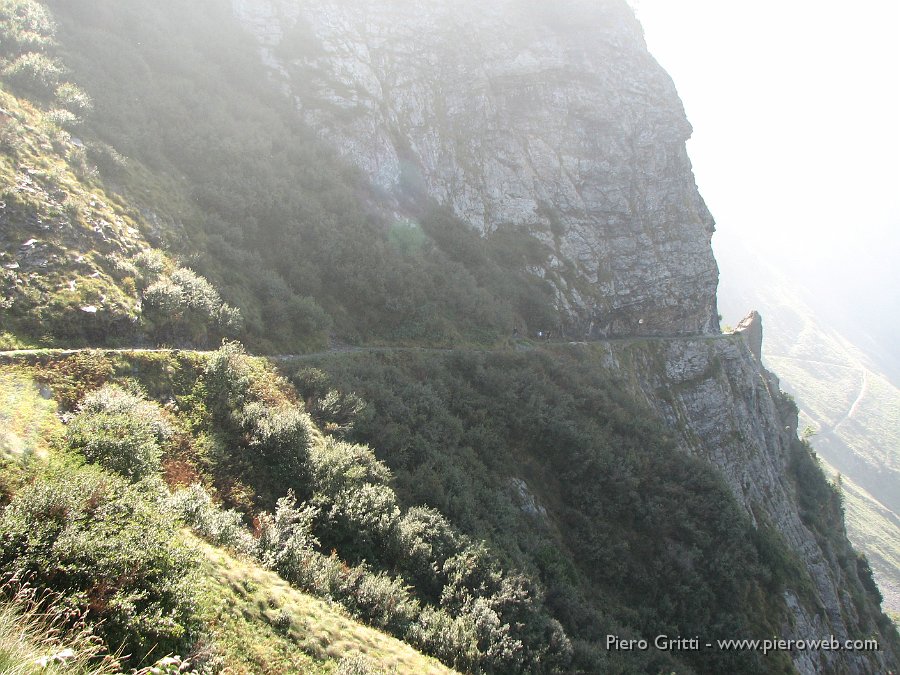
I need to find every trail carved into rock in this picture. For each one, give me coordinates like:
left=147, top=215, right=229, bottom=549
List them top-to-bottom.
left=0, top=333, right=733, bottom=363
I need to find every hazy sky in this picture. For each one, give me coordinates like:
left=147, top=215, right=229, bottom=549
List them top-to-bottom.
left=629, top=0, right=900, bottom=305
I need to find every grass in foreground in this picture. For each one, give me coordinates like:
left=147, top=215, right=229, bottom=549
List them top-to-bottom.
left=194, top=536, right=456, bottom=675
left=0, top=595, right=117, bottom=675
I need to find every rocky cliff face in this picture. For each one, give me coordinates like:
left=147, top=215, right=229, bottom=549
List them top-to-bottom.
left=231, top=0, right=719, bottom=337
left=601, top=328, right=898, bottom=674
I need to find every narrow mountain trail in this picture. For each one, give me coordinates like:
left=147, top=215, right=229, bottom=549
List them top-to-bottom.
left=0, top=332, right=735, bottom=363
left=834, top=368, right=869, bottom=432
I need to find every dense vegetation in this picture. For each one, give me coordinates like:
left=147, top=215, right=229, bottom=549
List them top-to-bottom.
left=166, top=343, right=575, bottom=672
left=301, top=348, right=802, bottom=673
left=0, top=349, right=465, bottom=671
left=0, top=465, right=199, bottom=664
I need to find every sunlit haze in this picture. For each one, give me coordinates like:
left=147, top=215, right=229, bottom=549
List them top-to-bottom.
left=630, top=0, right=900, bottom=326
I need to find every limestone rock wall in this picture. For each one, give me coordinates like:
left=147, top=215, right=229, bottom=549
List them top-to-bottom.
left=231, top=0, right=719, bottom=337
left=601, top=334, right=898, bottom=674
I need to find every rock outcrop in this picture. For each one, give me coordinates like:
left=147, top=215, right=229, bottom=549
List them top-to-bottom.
left=231, top=0, right=719, bottom=337
left=736, top=309, right=764, bottom=360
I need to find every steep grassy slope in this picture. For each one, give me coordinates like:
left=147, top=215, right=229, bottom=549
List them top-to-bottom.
left=0, top=86, right=243, bottom=350
left=0, top=87, right=151, bottom=346
left=0, top=356, right=458, bottom=673
left=0, top=533, right=454, bottom=675
left=195, top=537, right=456, bottom=674
left=0, top=597, right=118, bottom=675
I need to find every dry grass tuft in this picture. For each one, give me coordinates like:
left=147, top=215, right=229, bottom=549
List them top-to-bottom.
left=0, top=578, right=120, bottom=675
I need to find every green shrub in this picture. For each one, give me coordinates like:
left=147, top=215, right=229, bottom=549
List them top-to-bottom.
left=0, top=0, right=55, bottom=59
left=2, top=51, right=62, bottom=95
left=54, top=81, right=91, bottom=112
left=43, top=106, right=78, bottom=127
left=131, top=250, right=168, bottom=291
left=142, top=267, right=242, bottom=347
left=202, top=341, right=255, bottom=416
left=291, top=367, right=330, bottom=401
left=292, top=367, right=369, bottom=437
left=66, top=384, right=171, bottom=481
left=310, top=390, right=366, bottom=438
left=239, top=401, right=313, bottom=474
left=308, top=438, right=400, bottom=563
left=790, top=438, right=842, bottom=533
left=0, top=466, right=199, bottom=666
left=253, top=471, right=567, bottom=670
left=167, top=483, right=253, bottom=554
left=255, top=490, right=320, bottom=578
left=256, top=491, right=419, bottom=635
left=393, top=507, right=463, bottom=601
left=439, top=542, right=503, bottom=610
left=855, top=553, right=882, bottom=604
left=345, top=571, right=420, bottom=635
left=464, top=596, right=524, bottom=671
left=406, top=607, right=478, bottom=672
left=336, top=654, right=382, bottom=675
